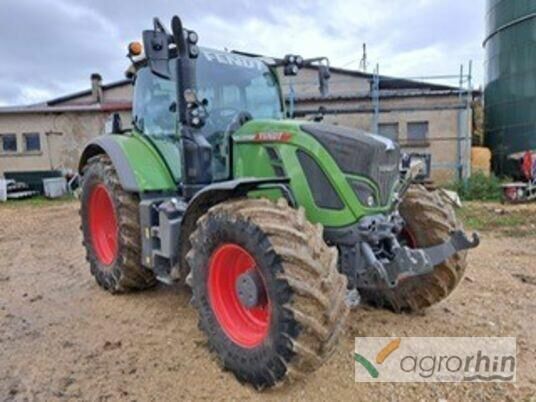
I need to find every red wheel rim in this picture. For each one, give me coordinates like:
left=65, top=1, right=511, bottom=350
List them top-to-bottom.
left=88, top=184, right=118, bottom=265
left=208, top=244, right=271, bottom=348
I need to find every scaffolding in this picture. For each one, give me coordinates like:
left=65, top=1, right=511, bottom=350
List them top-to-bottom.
left=283, top=61, right=475, bottom=182
left=370, top=62, right=474, bottom=181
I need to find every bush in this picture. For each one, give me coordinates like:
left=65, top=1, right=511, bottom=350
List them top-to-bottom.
left=447, top=172, right=503, bottom=201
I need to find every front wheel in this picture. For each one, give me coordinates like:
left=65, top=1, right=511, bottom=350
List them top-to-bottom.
left=359, top=185, right=467, bottom=312
left=187, top=198, right=348, bottom=389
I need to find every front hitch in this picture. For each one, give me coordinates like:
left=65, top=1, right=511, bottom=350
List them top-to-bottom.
left=359, top=230, right=480, bottom=289
left=421, top=230, right=480, bottom=266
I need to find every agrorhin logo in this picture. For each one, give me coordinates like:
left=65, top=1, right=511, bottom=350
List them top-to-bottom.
left=354, top=337, right=516, bottom=383
left=354, top=338, right=401, bottom=378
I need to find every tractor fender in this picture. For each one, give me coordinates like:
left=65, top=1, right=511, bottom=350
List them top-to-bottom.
left=78, top=135, right=177, bottom=193
left=79, top=137, right=140, bottom=192
left=178, top=177, right=291, bottom=278
left=182, top=177, right=292, bottom=231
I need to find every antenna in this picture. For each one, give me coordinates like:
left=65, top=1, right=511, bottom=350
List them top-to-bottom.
left=359, top=43, right=368, bottom=72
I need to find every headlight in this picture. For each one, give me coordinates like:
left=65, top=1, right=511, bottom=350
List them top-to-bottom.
left=348, top=179, right=377, bottom=208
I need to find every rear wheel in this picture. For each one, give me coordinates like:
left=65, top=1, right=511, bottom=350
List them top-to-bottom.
left=80, top=154, right=156, bottom=293
left=359, top=185, right=467, bottom=312
left=187, top=198, right=348, bottom=389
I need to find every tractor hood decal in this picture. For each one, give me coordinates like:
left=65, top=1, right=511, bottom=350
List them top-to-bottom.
left=234, top=132, right=293, bottom=143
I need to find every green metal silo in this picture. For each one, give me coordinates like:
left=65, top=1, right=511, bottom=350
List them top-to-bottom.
left=484, top=0, right=536, bottom=174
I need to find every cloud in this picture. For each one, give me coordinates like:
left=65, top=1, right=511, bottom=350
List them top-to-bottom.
left=0, top=0, right=485, bottom=106
left=0, top=0, right=123, bottom=105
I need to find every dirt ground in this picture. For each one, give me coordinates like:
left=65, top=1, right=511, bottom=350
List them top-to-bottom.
left=1, top=200, right=535, bottom=401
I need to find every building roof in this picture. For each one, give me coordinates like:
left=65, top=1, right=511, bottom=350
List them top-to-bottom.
left=231, top=50, right=459, bottom=92
left=307, top=65, right=458, bottom=91
left=0, top=78, right=132, bottom=115
left=46, top=79, right=131, bottom=106
left=292, top=88, right=480, bottom=103
left=0, top=101, right=131, bottom=114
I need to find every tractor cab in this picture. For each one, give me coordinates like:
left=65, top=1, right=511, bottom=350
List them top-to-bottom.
left=122, top=17, right=330, bottom=196
left=130, top=48, right=284, bottom=182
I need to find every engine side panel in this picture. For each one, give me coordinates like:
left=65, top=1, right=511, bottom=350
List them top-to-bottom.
left=232, top=119, right=392, bottom=228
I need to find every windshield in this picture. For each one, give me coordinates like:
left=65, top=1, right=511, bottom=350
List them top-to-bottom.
left=132, top=49, right=283, bottom=181
left=196, top=49, right=283, bottom=180
left=196, top=49, right=283, bottom=121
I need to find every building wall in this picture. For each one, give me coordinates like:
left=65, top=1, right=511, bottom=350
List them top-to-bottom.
left=0, top=78, right=134, bottom=175
left=103, top=85, right=133, bottom=104
left=0, top=110, right=131, bottom=175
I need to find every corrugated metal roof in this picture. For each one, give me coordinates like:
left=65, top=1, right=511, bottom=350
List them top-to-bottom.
left=231, top=50, right=459, bottom=91
left=46, top=79, right=131, bottom=106
left=291, top=88, right=481, bottom=103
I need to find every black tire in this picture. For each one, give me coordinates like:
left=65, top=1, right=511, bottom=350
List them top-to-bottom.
left=80, top=154, right=156, bottom=293
left=359, top=185, right=467, bottom=312
left=187, top=198, right=348, bottom=389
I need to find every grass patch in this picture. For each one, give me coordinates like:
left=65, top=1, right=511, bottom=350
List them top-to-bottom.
left=446, top=172, right=505, bottom=201
left=444, top=173, right=536, bottom=237
left=0, top=195, right=77, bottom=208
left=458, top=202, right=536, bottom=236
left=458, top=207, right=523, bottom=231
left=500, top=227, right=536, bottom=238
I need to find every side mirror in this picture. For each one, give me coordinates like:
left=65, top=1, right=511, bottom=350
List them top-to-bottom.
left=142, top=29, right=171, bottom=79
left=318, top=65, right=330, bottom=97
left=104, top=113, right=122, bottom=135
left=407, top=160, right=426, bottom=181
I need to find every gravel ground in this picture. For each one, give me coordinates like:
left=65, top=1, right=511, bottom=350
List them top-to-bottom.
left=1, top=200, right=535, bottom=401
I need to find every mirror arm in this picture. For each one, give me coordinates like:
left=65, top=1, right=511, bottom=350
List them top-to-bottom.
left=153, top=17, right=170, bottom=35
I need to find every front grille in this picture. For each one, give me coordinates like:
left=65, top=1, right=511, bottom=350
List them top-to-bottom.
left=301, top=123, right=400, bottom=205
left=371, top=148, right=400, bottom=204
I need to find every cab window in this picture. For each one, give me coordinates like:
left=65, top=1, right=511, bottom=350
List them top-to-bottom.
left=132, top=68, right=177, bottom=137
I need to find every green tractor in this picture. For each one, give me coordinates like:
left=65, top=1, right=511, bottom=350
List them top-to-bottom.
left=78, top=16, right=479, bottom=388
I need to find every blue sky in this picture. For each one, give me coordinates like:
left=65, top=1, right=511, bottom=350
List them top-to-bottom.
left=0, top=0, right=486, bottom=106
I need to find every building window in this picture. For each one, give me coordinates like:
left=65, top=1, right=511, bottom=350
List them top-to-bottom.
left=407, top=122, right=429, bottom=145
left=378, top=123, right=399, bottom=142
left=23, top=133, right=41, bottom=152
left=0, top=134, right=17, bottom=153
